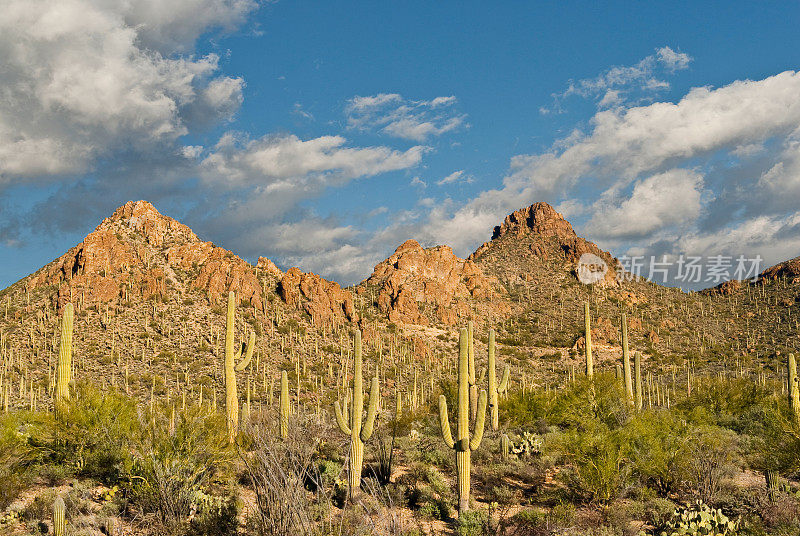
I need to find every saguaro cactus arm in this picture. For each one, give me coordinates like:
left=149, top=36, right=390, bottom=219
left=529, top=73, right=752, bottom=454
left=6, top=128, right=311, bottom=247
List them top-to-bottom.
left=234, top=332, right=255, bottom=372
left=498, top=366, right=510, bottom=393
left=360, top=376, right=379, bottom=441
left=470, top=389, right=487, bottom=451
left=439, top=395, right=455, bottom=449
left=335, top=400, right=352, bottom=435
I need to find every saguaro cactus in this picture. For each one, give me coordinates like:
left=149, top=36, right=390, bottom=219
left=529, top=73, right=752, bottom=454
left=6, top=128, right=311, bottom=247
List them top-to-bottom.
left=224, top=291, right=255, bottom=444
left=584, top=301, right=593, bottom=377
left=55, top=303, right=74, bottom=409
left=622, top=313, right=633, bottom=404
left=439, top=328, right=488, bottom=512
left=334, top=329, right=380, bottom=498
left=487, top=329, right=509, bottom=431
left=634, top=351, right=643, bottom=411
left=788, top=353, right=799, bottom=423
left=279, top=370, right=290, bottom=439
left=501, top=433, right=510, bottom=460
left=53, top=496, right=65, bottom=536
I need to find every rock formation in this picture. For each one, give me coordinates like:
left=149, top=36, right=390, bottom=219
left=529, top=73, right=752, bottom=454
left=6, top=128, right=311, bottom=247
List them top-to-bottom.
left=364, top=239, right=506, bottom=325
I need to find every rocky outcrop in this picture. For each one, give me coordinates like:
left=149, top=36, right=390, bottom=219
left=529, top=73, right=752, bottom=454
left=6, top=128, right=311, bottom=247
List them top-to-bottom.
left=26, top=200, right=266, bottom=311
left=365, top=239, right=506, bottom=325
left=760, top=256, right=800, bottom=282
left=257, top=257, right=284, bottom=278
left=278, top=267, right=357, bottom=325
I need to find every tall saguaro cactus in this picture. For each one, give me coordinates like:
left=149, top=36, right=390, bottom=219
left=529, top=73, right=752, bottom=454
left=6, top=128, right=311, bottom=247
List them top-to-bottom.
left=224, top=291, right=255, bottom=444
left=584, top=301, right=593, bottom=377
left=55, top=303, right=74, bottom=409
left=622, top=313, right=633, bottom=404
left=439, top=328, right=488, bottom=512
left=334, top=329, right=380, bottom=498
left=487, top=329, right=509, bottom=431
left=634, top=351, right=643, bottom=411
left=788, top=353, right=800, bottom=423
left=279, top=370, right=290, bottom=439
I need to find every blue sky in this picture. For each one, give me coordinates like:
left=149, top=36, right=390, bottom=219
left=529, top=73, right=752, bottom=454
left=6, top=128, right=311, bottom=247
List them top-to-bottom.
left=2, top=0, right=800, bottom=289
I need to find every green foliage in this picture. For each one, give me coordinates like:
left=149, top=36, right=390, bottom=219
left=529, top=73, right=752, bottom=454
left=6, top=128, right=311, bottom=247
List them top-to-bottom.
left=51, top=382, right=139, bottom=482
left=123, top=407, right=232, bottom=526
left=552, top=423, right=628, bottom=505
left=454, top=509, right=488, bottom=536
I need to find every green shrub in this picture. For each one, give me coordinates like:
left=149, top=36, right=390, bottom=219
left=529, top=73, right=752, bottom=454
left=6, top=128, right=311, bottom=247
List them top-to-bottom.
left=51, top=382, right=139, bottom=482
left=123, top=407, right=232, bottom=527
left=455, top=509, right=487, bottom=536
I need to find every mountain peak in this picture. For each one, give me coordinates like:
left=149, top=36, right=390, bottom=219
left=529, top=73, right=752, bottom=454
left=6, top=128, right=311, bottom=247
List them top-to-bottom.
left=99, top=200, right=199, bottom=247
left=471, top=201, right=619, bottom=287
left=491, top=202, right=576, bottom=241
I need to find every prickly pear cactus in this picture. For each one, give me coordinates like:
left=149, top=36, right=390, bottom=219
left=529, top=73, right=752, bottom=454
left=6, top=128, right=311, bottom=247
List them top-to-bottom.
left=510, top=431, right=542, bottom=457
left=657, top=501, right=736, bottom=536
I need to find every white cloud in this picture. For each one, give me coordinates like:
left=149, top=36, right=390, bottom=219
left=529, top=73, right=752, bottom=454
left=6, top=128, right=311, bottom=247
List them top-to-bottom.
left=0, top=0, right=255, bottom=183
left=543, top=45, right=692, bottom=112
left=656, top=46, right=692, bottom=71
left=346, top=93, right=467, bottom=141
left=201, top=133, right=427, bottom=186
left=587, top=169, right=704, bottom=239
left=436, top=170, right=474, bottom=186
left=410, top=176, right=427, bottom=188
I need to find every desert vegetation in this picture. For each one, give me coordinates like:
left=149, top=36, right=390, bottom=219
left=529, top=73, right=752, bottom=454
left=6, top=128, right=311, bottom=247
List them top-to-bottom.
left=1, top=285, right=799, bottom=536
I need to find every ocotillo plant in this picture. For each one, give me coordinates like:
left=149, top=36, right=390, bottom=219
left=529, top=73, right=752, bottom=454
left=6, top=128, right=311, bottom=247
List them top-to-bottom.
left=224, top=291, right=255, bottom=444
left=585, top=301, right=593, bottom=377
left=55, top=303, right=74, bottom=410
left=622, top=313, right=633, bottom=404
left=439, top=328, right=488, bottom=512
left=334, top=329, right=380, bottom=498
left=487, top=329, right=509, bottom=431
left=634, top=351, right=643, bottom=411
left=788, top=353, right=799, bottom=423
left=279, top=370, right=290, bottom=439
left=53, top=496, right=65, bottom=536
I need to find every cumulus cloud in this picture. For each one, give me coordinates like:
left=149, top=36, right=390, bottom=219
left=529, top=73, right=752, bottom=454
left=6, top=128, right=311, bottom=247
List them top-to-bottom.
left=0, top=0, right=255, bottom=183
left=542, top=45, right=692, bottom=113
left=420, top=70, right=800, bottom=272
left=346, top=93, right=467, bottom=141
left=200, top=133, right=427, bottom=186
left=586, top=169, right=705, bottom=240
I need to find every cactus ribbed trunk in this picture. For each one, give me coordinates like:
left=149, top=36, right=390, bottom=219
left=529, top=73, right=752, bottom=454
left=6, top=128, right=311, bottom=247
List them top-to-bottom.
left=225, top=292, right=238, bottom=443
left=585, top=301, right=593, bottom=377
left=55, top=303, right=74, bottom=410
left=622, top=313, right=633, bottom=404
left=438, top=328, right=487, bottom=513
left=487, top=329, right=509, bottom=431
left=634, top=352, right=643, bottom=411
left=789, top=354, right=800, bottom=423
left=279, top=370, right=289, bottom=439
left=501, top=434, right=510, bottom=460
left=53, top=496, right=65, bottom=536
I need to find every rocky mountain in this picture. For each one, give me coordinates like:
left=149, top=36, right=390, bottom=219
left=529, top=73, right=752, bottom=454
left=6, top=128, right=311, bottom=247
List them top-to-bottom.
left=1, top=200, right=798, bottom=412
